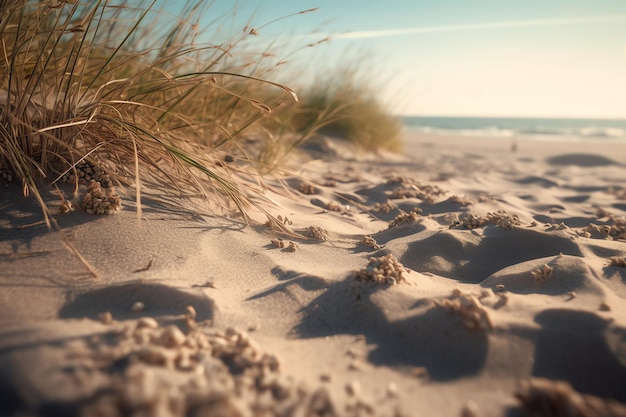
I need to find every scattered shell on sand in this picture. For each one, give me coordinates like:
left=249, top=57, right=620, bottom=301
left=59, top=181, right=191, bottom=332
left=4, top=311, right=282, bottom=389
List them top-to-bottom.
left=82, top=180, right=121, bottom=215
left=298, top=181, right=317, bottom=195
left=390, top=183, right=446, bottom=204
left=449, top=195, right=474, bottom=206
left=58, top=199, right=75, bottom=214
left=325, top=200, right=344, bottom=212
left=373, top=200, right=397, bottom=214
left=388, top=209, right=422, bottom=228
left=487, top=210, right=521, bottom=230
left=453, top=211, right=521, bottom=230
left=578, top=218, right=626, bottom=241
left=306, top=225, right=329, bottom=241
left=360, top=235, right=381, bottom=251
left=271, top=238, right=286, bottom=249
left=286, top=241, right=298, bottom=252
left=353, top=254, right=408, bottom=285
left=608, top=256, right=626, bottom=267
left=531, top=264, right=554, bottom=282
left=433, top=290, right=494, bottom=331
left=515, top=377, right=626, bottom=417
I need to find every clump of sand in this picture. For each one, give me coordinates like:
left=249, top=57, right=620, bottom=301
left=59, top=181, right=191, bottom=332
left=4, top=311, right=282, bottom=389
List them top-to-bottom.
left=353, top=253, right=408, bottom=285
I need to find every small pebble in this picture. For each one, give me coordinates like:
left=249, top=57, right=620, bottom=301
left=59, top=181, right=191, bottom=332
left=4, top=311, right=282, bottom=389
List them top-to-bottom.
left=131, top=301, right=145, bottom=312
left=98, top=311, right=113, bottom=325
left=345, top=380, right=361, bottom=397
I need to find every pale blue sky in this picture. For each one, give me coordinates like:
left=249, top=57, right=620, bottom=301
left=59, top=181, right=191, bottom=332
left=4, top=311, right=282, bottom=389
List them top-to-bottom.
left=160, top=1, right=626, bottom=118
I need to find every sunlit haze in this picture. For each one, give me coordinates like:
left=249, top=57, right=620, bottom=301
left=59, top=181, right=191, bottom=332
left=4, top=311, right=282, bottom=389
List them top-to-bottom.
left=163, top=0, right=626, bottom=119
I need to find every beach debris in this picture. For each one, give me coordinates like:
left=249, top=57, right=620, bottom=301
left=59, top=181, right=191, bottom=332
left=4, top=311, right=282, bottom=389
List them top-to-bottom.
left=62, top=160, right=113, bottom=187
left=0, top=169, right=13, bottom=187
left=385, top=174, right=413, bottom=185
left=82, top=180, right=122, bottom=215
left=298, top=181, right=317, bottom=195
left=390, top=183, right=446, bottom=203
left=449, top=194, right=474, bottom=206
left=58, top=198, right=74, bottom=214
left=325, top=200, right=344, bottom=212
left=373, top=200, right=397, bottom=214
left=388, top=209, right=422, bottom=228
left=452, top=210, right=521, bottom=230
left=487, top=210, right=521, bottom=230
left=458, top=214, right=488, bottom=229
left=276, top=215, right=293, bottom=225
left=579, top=219, right=626, bottom=241
left=529, top=221, right=538, bottom=227
left=545, top=222, right=569, bottom=231
left=306, top=225, right=329, bottom=241
left=360, top=235, right=382, bottom=251
left=271, top=238, right=285, bottom=248
left=286, top=241, right=298, bottom=252
left=353, top=254, right=408, bottom=285
left=608, top=256, right=626, bottom=267
left=132, top=258, right=153, bottom=273
left=531, top=264, right=554, bottom=282
left=495, top=284, right=506, bottom=291
left=433, top=290, right=494, bottom=331
left=566, top=291, right=577, bottom=301
left=131, top=301, right=145, bottom=312
left=599, top=302, right=611, bottom=312
left=98, top=311, right=113, bottom=325
left=59, top=321, right=345, bottom=416
left=515, top=377, right=626, bottom=417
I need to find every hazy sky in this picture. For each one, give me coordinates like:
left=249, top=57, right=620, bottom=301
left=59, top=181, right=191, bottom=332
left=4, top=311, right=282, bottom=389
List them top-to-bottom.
left=164, top=0, right=626, bottom=118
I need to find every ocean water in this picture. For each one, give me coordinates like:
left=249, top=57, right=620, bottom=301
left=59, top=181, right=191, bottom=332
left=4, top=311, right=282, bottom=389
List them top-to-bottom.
left=403, top=116, right=626, bottom=142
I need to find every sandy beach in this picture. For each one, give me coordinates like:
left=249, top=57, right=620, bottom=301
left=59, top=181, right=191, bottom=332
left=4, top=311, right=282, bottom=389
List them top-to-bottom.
left=1, top=132, right=626, bottom=417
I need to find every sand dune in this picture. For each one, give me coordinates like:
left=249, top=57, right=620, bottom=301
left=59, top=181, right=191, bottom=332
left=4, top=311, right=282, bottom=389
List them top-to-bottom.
left=1, top=133, right=625, bottom=416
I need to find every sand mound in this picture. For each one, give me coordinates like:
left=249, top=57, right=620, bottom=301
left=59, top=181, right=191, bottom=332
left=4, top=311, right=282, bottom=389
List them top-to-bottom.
left=2, top=133, right=626, bottom=416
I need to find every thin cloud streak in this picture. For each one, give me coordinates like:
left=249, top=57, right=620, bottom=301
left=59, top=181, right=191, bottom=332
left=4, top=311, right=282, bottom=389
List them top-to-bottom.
left=329, top=15, right=626, bottom=40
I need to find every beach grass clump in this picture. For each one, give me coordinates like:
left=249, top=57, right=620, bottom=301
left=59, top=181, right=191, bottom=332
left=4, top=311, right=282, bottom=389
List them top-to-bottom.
left=0, top=0, right=300, bottom=226
left=277, top=67, right=403, bottom=155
